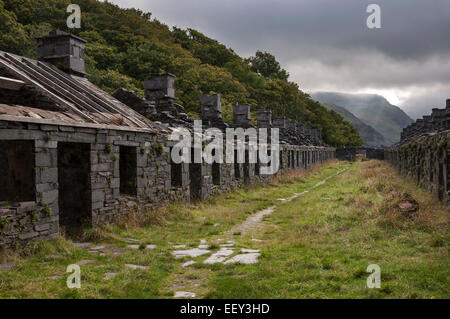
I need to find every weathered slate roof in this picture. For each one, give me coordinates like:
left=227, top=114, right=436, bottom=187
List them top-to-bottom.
left=0, top=51, right=159, bottom=132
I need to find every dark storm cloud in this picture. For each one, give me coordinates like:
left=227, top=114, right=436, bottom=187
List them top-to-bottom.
left=109, top=0, right=450, bottom=118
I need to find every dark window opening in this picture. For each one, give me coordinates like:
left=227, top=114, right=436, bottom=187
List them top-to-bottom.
left=0, top=140, right=35, bottom=202
left=58, top=142, right=91, bottom=234
left=119, top=146, right=137, bottom=195
left=170, top=147, right=183, bottom=188
left=189, top=149, right=202, bottom=201
left=212, top=149, right=221, bottom=185
left=266, top=149, right=272, bottom=172
left=438, top=149, right=445, bottom=201
left=234, top=150, right=241, bottom=179
left=244, top=150, right=250, bottom=180
left=279, top=151, right=283, bottom=169
left=287, top=151, right=291, bottom=168
left=291, top=151, right=295, bottom=168
left=302, top=152, right=305, bottom=167
left=447, top=152, right=450, bottom=197
left=255, top=153, right=260, bottom=176
left=429, top=156, right=434, bottom=184
left=417, top=159, right=421, bottom=184
left=171, top=162, right=183, bottom=188
left=212, top=162, right=221, bottom=185
left=171, top=164, right=182, bottom=188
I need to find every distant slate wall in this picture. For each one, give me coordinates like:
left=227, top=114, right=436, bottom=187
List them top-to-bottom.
left=385, top=131, right=449, bottom=203
left=336, top=147, right=385, bottom=161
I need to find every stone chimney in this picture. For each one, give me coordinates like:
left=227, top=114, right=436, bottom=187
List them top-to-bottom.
left=37, top=30, right=87, bottom=76
left=144, top=73, right=176, bottom=100
left=200, top=94, right=222, bottom=121
left=233, top=103, right=251, bottom=127
left=256, top=109, right=272, bottom=128
left=422, top=115, right=432, bottom=132
left=273, top=116, right=286, bottom=129
left=287, top=119, right=297, bottom=132
left=296, top=122, right=306, bottom=134
left=304, top=127, right=312, bottom=140
left=317, top=129, right=322, bottom=142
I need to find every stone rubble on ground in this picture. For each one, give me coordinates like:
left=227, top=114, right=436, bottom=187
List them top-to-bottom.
left=121, top=238, right=140, bottom=243
left=73, top=242, right=91, bottom=248
left=219, top=243, right=234, bottom=247
left=127, top=244, right=140, bottom=249
left=90, top=246, right=106, bottom=251
left=171, top=248, right=211, bottom=259
left=203, top=248, right=234, bottom=264
left=240, top=248, right=260, bottom=253
left=224, top=253, right=261, bottom=265
left=45, top=254, right=62, bottom=259
left=76, top=259, right=96, bottom=265
left=181, top=260, right=196, bottom=267
left=0, top=263, right=14, bottom=271
left=125, top=264, right=148, bottom=270
left=104, top=272, right=118, bottom=279
left=174, top=291, right=196, bottom=298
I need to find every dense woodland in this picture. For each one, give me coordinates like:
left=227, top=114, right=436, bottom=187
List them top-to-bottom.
left=0, top=0, right=363, bottom=146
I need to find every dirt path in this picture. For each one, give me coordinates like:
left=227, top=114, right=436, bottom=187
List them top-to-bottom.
left=165, top=166, right=350, bottom=298
left=227, top=206, right=276, bottom=236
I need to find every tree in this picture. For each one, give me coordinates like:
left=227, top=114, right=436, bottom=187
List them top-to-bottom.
left=246, top=50, right=289, bottom=81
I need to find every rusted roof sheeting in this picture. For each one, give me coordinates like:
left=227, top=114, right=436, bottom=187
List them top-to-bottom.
left=0, top=51, right=157, bottom=132
left=0, top=103, right=160, bottom=133
left=0, top=103, right=88, bottom=123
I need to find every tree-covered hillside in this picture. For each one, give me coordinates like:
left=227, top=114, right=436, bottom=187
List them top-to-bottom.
left=0, top=0, right=363, bottom=147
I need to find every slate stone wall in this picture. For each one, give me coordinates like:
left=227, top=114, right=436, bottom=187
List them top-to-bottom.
left=0, top=118, right=336, bottom=246
left=0, top=119, right=181, bottom=246
left=385, top=131, right=449, bottom=203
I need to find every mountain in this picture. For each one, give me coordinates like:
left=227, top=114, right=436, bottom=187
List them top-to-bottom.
left=0, top=0, right=363, bottom=147
left=311, top=92, right=414, bottom=145
left=320, top=102, right=388, bottom=148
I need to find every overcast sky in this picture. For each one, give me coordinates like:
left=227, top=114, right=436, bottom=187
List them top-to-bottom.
left=109, top=0, right=450, bottom=119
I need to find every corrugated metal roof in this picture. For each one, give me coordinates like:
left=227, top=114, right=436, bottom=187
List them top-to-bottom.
left=0, top=51, right=158, bottom=132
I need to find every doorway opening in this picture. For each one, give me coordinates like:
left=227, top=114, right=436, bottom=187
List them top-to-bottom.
left=58, top=142, right=91, bottom=235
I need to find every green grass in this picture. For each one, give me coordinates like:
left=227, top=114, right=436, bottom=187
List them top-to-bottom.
left=0, top=160, right=448, bottom=298
left=206, top=160, right=449, bottom=298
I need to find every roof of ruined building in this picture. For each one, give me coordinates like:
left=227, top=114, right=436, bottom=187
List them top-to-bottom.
left=0, top=50, right=164, bottom=133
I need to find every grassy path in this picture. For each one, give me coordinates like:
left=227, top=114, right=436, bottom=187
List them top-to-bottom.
left=0, top=160, right=448, bottom=298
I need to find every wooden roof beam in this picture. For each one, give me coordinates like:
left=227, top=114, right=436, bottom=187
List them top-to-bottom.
left=0, top=76, right=25, bottom=90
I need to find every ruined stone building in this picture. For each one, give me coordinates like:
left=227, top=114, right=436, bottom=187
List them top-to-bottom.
left=0, top=31, right=335, bottom=246
left=385, top=100, right=450, bottom=203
